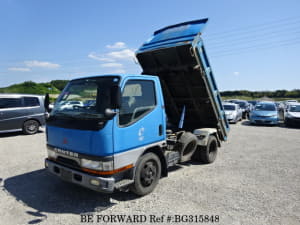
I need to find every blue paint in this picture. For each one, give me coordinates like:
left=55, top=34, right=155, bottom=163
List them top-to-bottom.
left=46, top=18, right=228, bottom=168
left=138, top=19, right=208, bottom=52
left=47, top=121, right=114, bottom=157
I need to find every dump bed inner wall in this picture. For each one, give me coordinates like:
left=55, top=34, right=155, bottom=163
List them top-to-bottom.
left=137, top=44, right=218, bottom=132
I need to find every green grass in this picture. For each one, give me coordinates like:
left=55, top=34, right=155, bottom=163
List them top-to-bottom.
left=0, top=81, right=61, bottom=95
left=1, top=81, right=299, bottom=103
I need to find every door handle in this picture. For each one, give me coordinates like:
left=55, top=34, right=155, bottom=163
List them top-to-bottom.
left=159, top=124, right=163, bottom=136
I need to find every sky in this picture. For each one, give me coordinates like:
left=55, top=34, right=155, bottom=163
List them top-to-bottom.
left=0, top=0, right=299, bottom=91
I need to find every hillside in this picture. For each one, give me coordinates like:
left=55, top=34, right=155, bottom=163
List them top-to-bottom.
left=0, top=80, right=68, bottom=95
left=0, top=80, right=299, bottom=102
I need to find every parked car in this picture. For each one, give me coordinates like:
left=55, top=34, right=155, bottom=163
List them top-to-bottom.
left=0, top=94, right=47, bottom=134
left=58, top=100, right=84, bottom=110
left=230, top=100, right=250, bottom=119
left=247, top=100, right=258, bottom=111
left=283, top=100, right=298, bottom=110
left=249, top=102, right=279, bottom=125
left=275, top=102, right=284, bottom=110
left=223, top=103, right=242, bottom=123
left=284, top=103, right=300, bottom=127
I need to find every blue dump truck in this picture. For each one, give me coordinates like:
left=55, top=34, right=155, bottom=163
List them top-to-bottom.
left=45, top=19, right=229, bottom=196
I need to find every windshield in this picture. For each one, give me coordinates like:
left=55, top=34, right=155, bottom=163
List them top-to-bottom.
left=51, top=76, right=120, bottom=119
left=254, top=104, right=276, bottom=111
left=223, top=105, right=236, bottom=110
left=289, top=105, right=300, bottom=112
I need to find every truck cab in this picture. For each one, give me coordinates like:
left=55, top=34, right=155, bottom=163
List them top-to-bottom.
left=45, top=19, right=229, bottom=196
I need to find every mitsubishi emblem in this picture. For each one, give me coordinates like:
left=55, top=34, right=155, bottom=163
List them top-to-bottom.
left=62, top=138, right=68, bottom=144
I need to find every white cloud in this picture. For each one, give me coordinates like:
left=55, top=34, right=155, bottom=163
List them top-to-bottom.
left=106, top=42, right=126, bottom=49
left=88, top=43, right=136, bottom=74
left=88, top=48, right=135, bottom=63
left=107, top=49, right=135, bottom=60
left=88, top=52, right=116, bottom=62
left=24, top=60, right=60, bottom=69
left=100, top=63, right=123, bottom=68
left=8, top=67, right=31, bottom=72
left=110, top=69, right=126, bottom=74
left=233, top=72, right=240, bottom=76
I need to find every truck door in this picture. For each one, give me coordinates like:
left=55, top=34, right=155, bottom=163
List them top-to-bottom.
left=113, top=78, right=165, bottom=157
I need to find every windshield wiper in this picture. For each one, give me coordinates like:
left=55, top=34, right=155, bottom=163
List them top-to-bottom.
left=52, top=111, right=77, bottom=119
left=75, top=112, right=104, bottom=119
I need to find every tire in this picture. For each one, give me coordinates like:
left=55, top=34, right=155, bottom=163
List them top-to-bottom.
left=232, top=118, right=237, bottom=124
left=23, top=120, right=39, bottom=135
left=284, top=120, right=291, bottom=127
left=177, top=132, right=198, bottom=162
left=193, top=135, right=218, bottom=164
left=130, top=153, right=161, bottom=196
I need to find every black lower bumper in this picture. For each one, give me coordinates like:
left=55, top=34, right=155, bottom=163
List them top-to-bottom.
left=45, top=159, right=115, bottom=193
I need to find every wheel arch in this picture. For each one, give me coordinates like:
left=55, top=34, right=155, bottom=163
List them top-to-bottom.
left=23, top=117, right=42, bottom=126
left=194, top=128, right=221, bottom=147
left=211, top=132, right=221, bottom=147
left=140, top=145, right=168, bottom=178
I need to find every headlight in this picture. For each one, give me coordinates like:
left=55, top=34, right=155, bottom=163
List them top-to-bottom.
left=47, top=149, right=57, bottom=159
left=80, top=159, right=113, bottom=171
left=81, top=159, right=103, bottom=170
left=103, top=161, right=114, bottom=171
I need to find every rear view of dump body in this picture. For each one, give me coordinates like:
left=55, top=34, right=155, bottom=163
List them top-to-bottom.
left=136, top=19, right=229, bottom=141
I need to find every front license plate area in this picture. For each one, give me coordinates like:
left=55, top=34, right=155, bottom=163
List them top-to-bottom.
left=61, top=168, right=72, bottom=181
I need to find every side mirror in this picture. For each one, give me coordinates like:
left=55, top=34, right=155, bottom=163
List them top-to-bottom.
left=110, top=85, right=121, bottom=109
left=44, top=93, right=51, bottom=112
left=105, top=108, right=117, bottom=119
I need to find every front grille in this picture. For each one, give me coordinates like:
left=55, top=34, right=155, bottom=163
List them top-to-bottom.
left=257, top=115, right=273, bottom=118
left=255, top=120, right=272, bottom=123
left=56, top=156, right=81, bottom=169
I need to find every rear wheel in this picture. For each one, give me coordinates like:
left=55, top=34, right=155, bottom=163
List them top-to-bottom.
left=23, top=120, right=39, bottom=135
left=177, top=132, right=198, bottom=162
left=193, top=135, right=218, bottom=164
left=130, top=153, right=161, bottom=196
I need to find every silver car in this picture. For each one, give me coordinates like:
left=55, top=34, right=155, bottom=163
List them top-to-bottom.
left=0, top=94, right=47, bottom=134
left=223, top=103, right=242, bottom=123
left=284, top=103, right=300, bottom=127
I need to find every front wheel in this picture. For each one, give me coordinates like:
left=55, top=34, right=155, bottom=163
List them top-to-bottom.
left=23, top=120, right=39, bottom=135
left=130, top=153, right=161, bottom=196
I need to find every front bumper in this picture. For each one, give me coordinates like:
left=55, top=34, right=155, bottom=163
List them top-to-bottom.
left=225, top=113, right=237, bottom=122
left=250, top=116, right=278, bottom=125
left=285, top=117, right=300, bottom=127
left=45, top=159, right=115, bottom=193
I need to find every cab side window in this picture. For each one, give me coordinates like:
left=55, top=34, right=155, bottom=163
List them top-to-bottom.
left=119, top=80, right=156, bottom=126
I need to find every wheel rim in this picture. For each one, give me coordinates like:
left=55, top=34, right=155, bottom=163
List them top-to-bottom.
left=26, top=121, right=37, bottom=132
left=140, top=160, right=157, bottom=187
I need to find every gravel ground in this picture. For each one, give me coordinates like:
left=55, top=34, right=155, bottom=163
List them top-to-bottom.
left=0, top=122, right=299, bottom=225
